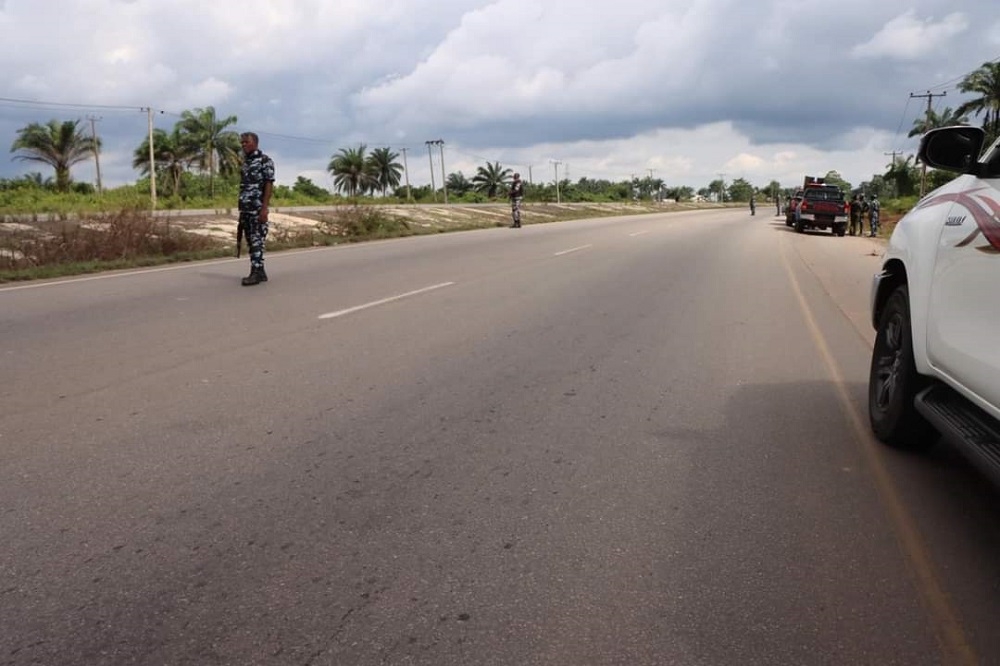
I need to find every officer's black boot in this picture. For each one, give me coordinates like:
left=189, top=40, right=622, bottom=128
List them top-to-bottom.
left=241, top=267, right=263, bottom=286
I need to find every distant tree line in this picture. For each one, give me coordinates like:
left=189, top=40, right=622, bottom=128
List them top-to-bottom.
left=6, top=61, right=1000, bottom=207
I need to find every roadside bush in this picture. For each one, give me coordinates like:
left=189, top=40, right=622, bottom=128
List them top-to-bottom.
left=316, top=206, right=412, bottom=241
left=0, top=208, right=219, bottom=272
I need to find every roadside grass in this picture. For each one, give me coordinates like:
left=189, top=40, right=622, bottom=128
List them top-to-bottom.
left=0, top=199, right=852, bottom=283
left=0, top=205, right=420, bottom=283
left=0, top=209, right=226, bottom=282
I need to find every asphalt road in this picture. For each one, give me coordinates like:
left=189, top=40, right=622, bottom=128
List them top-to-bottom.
left=2, top=209, right=999, bottom=665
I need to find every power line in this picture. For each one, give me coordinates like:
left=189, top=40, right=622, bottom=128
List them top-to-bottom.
left=921, top=53, right=1000, bottom=93
left=890, top=54, right=1000, bottom=153
left=0, top=96, right=144, bottom=112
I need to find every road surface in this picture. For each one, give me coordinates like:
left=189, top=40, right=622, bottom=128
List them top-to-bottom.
left=2, top=209, right=998, bottom=665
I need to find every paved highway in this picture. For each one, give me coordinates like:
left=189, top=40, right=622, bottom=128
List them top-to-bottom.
left=2, top=209, right=998, bottom=665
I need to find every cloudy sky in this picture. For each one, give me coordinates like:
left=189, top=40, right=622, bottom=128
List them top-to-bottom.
left=1, top=0, right=998, bottom=193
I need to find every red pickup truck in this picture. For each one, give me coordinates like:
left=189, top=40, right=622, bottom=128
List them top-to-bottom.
left=792, top=177, right=848, bottom=236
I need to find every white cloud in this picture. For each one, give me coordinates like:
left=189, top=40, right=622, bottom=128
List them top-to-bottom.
left=0, top=0, right=995, bottom=194
left=851, top=10, right=969, bottom=60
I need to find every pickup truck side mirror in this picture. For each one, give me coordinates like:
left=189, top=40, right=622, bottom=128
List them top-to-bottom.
left=918, top=126, right=985, bottom=174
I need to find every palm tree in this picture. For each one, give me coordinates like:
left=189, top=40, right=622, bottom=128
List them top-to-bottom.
left=955, top=61, right=1000, bottom=144
left=177, top=106, right=240, bottom=198
left=907, top=106, right=970, bottom=137
left=10, top=119, right=98, bottom=192
left=133, top=127, right=196, bottom=197
left=328, top=144, right=377, bottom=198
left=365, top=147, right=403, bottom=197
left=886, top=155, right=918, bottom=197
left=472, top=161, right=512, bottom=198
left=446, top=171, right=473, bottom=196
left=17, top=172, right=53, bottom=189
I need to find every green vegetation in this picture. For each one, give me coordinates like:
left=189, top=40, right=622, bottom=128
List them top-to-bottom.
left=5, top=59, right=1000, bottom=280
left=956, top=60, right=1000, bottom=146
left=11, top=119, right=99, bottom=193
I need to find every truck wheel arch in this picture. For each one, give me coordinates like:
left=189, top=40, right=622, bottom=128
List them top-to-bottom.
left=872, top=260, right=908, bottom=331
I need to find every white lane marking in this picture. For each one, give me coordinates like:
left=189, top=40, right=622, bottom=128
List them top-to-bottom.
left=629, top=230, right=651, bottom=237
left=554, top=244, right=592, bottom=257
left=318, top=282, right=455, bottom=320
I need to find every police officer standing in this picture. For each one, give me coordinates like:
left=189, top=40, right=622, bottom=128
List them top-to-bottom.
left=238, top=132, right=275, bottom=286
left=509, top=173, right=524, bottom=228
left=868, top=193, right=880, bottom=237
left=849, top=194, right=862, bottom=236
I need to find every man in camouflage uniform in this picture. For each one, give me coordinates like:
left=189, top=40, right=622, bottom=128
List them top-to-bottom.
left=238, top=132, right=275, bottom=286
left=508, top=172, right=524, bottom=228
left=868, top=192, right=880, bottom=237
left=849, top=193, right=862, bottom=236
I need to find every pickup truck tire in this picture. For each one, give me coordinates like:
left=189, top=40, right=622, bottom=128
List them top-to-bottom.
left=794, top=218, right=804, bottom=233
left=834, top=223, right=846, bottom=237
left=869, top=285, right=935, bottom=449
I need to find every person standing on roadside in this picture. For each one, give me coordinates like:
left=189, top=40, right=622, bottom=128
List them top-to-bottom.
left=238, top=132, right=275, bottom=286
left=509, top=172, right=524, bottom=228
left=868, top=192, right=880, bottom=237
left=849, top=193, right=862, bottom=236
left=858, top=193, right=869, bottom=231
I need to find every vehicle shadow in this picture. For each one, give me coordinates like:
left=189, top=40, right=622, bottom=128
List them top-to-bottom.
left=653, top=378, right=1000, bottom=661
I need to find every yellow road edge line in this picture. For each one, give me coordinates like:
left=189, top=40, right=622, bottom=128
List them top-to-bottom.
left=779, top=237, right=978, bottom=666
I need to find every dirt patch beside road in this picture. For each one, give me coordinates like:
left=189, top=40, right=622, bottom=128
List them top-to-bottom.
left=170, top=201, right=715, bottom=237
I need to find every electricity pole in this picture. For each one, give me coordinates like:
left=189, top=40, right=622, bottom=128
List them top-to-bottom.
left=910, top=90, right=946, bottom=197
left=143, top=107, right=157, bottom=210
left=87, top=115, right=103, bottom=196
left=432, top=139, right=448, bottom=204
left=425, top=140, right=437, bottom=202
left=400, top=147, right=412, bottom=201
left=884, top=151, right=903, bottom=198
left=551, top=160, right=562, bottom=204
left=717, top=172, right=726, bottom=204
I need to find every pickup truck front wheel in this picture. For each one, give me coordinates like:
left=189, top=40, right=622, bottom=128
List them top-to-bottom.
left=869, top=285, right=934, bottom=448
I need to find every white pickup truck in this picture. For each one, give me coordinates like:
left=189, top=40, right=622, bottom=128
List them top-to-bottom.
left=868, top=125, right=1000, bottom=484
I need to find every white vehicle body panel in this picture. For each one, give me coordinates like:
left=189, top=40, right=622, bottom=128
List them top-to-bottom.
left=880, top=172, right=1000, bottom=423
left=925, top=177, right=1000, bottom=413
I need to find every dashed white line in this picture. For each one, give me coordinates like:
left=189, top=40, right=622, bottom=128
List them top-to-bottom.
left=629, top=230, right=651, bottom=237
left=554, top=244, right=592, bottom=257
left=318, top=282, right=455, bottom=320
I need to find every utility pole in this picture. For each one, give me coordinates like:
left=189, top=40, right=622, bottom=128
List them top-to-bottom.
left=910, top=90, right=946, bottom=197
left=143, top=107, right=157, bottom=210
left=87, top=115, right=103, bottom=196
left=432, top=139, right=448, bottom=204
left=425, top=140, right=437, bottom=203
left=400, top=147, right=412, bottom=202
left=884, top=150, right=903, bottom=198
left=551, top=160, right=562, bottom=204
left=527, top=164, right=533, bottom=185
left=717, top=172, right=726, bottom=204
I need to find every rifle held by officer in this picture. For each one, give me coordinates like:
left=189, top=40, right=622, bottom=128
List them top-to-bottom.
left=235, top=218, right=245, bottom=257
